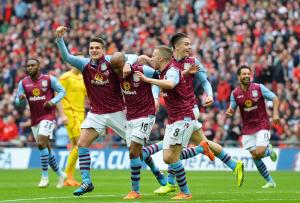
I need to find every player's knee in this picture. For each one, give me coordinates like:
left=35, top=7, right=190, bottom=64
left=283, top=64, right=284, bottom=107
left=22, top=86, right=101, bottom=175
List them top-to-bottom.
left=77, top=140, right=87, bottom=148
left=77, top=140, right=82, bottom=147
left=37, top=141, right=47, bottom=149
left=129, top=149, right=140, bottom=159
left=255, top=149, right=265, bottom=158
left=250, top=151, right=257, bottom=159
left=252, top=152, right=262, bottom=160
left=251, top=153, right=258, bottom=160
left=163, top=155, right=174, bottom=164
left=163, top=158, right=172, bottom=164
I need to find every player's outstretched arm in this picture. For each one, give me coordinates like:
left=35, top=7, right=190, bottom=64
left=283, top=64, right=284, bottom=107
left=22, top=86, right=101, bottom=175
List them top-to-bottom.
left=55, top=26, right=89, bottom=72
left=105, top=54, right=138, bottom=78
left=123, top=54, right=138, bottom=78
left=138, top=55, right=152, bottom=66
left=195, top=59, right=214, bottom=106
left=135, top=67, right=179, bottom=89
left=49, top=76, right=66, bottom=105
left=15, top=81, right=27, bottom=107
left=260, top=84, right=280, bottom=125
left=226, top=93, right=237, bottom=117
left=272, top=96, right=280, bottom=125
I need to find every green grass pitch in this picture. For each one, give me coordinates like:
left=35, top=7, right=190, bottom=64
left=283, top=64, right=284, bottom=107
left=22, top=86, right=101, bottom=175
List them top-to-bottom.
left=0, top=169, right=299, bottom=203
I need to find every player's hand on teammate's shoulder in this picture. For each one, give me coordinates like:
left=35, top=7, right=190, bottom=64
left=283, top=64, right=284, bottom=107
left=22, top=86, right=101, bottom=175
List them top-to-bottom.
left=56, top=26, right=67, bottom=38
left=138, top=55, right=151, bottom=65
left=122, top=63, right=132, bottom=78
left=135, top=71, right=148, bottom=82
left=19, top=94, right=26, bottom=100
left=203, top=95, right=214, bottom=107
left=43, top=101, right=55, bottom=109
left=226, top=107, right=234, bottom=116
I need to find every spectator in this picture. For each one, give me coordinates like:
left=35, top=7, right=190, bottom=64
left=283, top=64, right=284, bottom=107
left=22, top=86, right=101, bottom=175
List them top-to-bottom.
left=0, top=0, right=299, bottom=147
left=216, top=76, right=231, bottom=110
left=0, top=115, right=18, bottom=142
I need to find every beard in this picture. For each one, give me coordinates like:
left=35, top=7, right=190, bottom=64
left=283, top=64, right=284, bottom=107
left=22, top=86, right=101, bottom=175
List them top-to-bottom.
left=241, top=77, right=250, bottom=86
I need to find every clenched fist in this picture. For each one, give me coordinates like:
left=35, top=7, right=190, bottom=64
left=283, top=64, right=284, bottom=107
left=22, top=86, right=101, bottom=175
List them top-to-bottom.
left=56, top=26, right=67, bottom=38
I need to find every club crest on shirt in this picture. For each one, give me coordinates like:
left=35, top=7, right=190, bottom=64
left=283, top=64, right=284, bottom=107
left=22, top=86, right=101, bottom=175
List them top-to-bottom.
left=101, top=63, right=107, bottom=71
left=184, top=63, right=191, bottom=70
left=91, top=72, right=109, bottom=85
left=95, top=73, right=103, bottom=81
left=123, top=82, right=131, bottom=91
left=32, top=88, right=40, bottom=96
left=252, top=90, right=258, bottom=97
left=244, top=99, right=253, bottom=107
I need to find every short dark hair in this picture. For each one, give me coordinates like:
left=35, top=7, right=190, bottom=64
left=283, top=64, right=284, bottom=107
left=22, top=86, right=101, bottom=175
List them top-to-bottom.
left=170, top=33, right=188, bottom=49
left=89, top=37, right=105, bottom=48
left=155, top=45, right=173, bottom=61
left=237, top=65, right=252, bottom=75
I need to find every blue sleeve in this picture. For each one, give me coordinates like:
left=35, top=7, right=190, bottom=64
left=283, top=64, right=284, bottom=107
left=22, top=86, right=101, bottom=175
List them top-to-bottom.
left=56, top=38, right=90, bottom=71
left=124, top=54, right=138, bottom=66
left=104, top=55, right=111, bottom=62
left=194, top=58, right=213, bottom=96
left=194, top=58, right=206, bottom=70
left=142, top=65, right=155, bottom=78
left=142, top=65, right=160, bottom=98
left=166, top=67, right=179, bottom=86
left=50, top=76, right=66, bottom=104
left=15, top=80, right=26, bottom=107
left=260, top=84, right=276, bottom=101
left=152, top=85, right=160, bottom=99
left=229, top=92, right=237, bottom=110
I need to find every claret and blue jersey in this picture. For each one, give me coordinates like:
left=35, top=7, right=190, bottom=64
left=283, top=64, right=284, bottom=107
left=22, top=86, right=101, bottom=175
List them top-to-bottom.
left=56, top=37, right=138, bottom=114
left=15, top=74, right=65, bottom=126
left=230, top=83, right=276, bottom=135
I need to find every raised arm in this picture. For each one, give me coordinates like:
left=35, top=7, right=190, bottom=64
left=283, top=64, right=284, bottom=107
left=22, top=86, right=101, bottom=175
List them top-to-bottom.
left=55, top=26, right=89, bottom=72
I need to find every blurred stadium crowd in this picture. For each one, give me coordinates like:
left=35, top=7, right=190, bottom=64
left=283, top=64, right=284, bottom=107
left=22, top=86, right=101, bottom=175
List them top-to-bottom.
left=0, top=0, right=299, bottom=147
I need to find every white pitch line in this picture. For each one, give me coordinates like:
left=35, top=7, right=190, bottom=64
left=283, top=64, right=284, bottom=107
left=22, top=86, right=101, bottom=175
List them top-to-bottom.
left=0, top=192, right=300, bottom=203
left=0, top=194, right=121, bottom=203
left=1, top=197, right=300, bottom=203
